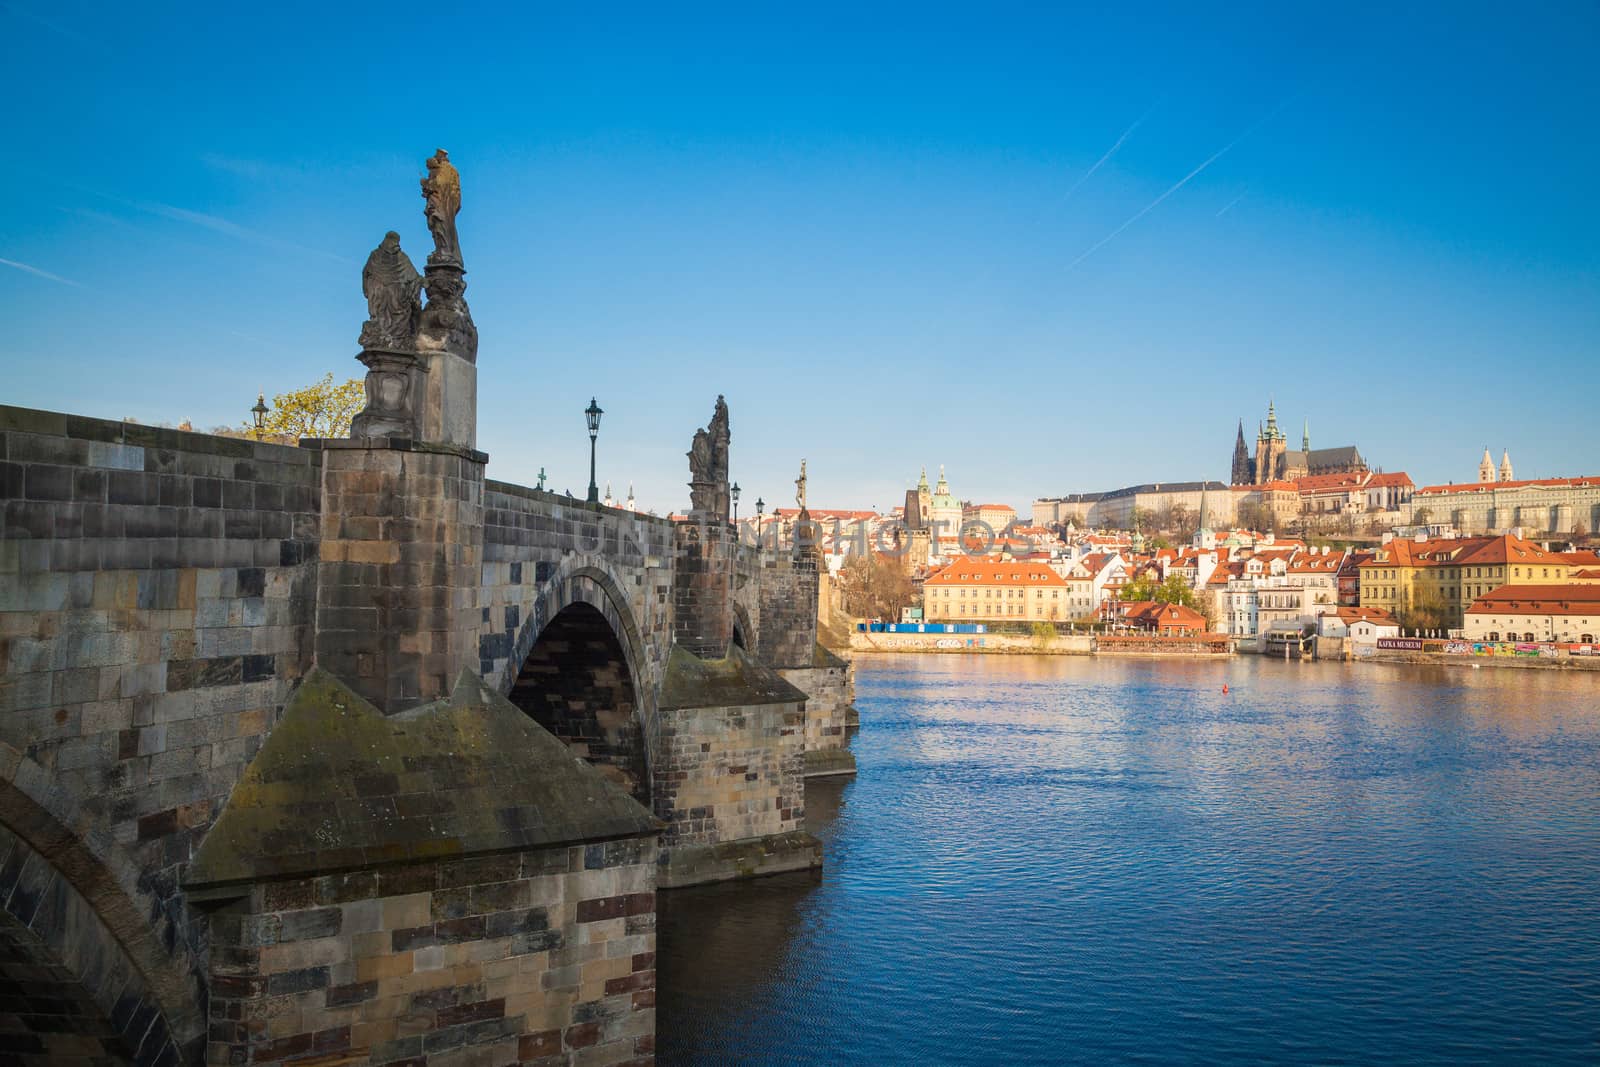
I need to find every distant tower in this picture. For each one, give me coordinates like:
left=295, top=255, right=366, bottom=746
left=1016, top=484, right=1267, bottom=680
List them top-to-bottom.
left=1255, top=401, right=1287, bottom=484
left=1302, top=419, right=1310, bottom=454
left=1231, top=421, right=1252, bottom=485
left=1479, top=447, right=1495, bottom=484
left=1499, top=450, right=1514, bottom=482
left=916, top=466, right=932, bottom=526
left=602, top=481, right=614, bottom=508
left=625, top=483, right=636, bottom=511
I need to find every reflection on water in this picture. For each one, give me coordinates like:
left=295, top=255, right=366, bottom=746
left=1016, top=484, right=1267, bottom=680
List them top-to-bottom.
left=658, top=655, right=1600, bottom=1064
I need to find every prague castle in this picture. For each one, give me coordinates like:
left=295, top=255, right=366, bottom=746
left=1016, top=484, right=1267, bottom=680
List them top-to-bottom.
left=1231, top=400, right=1368, bottom=486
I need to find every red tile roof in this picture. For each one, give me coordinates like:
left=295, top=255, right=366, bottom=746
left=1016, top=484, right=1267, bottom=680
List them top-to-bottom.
left=1416, top=477, right=1600, bottom=495
left=924, top=559, right=1068, bottom=587
left=1465, top=584, right=1600, bottom=615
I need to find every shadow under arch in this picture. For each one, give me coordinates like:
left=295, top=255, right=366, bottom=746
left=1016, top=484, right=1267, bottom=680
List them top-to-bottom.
left=505, top=562, right=654, bottom=806
left=731, top=600, right=755, bottom=654
left=0, top=746, right=203, bottom=1064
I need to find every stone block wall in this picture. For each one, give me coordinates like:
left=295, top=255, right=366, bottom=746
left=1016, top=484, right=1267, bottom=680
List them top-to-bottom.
left=0, top=406, right=320, bottom=970
left=311, top=441, right=485, bottom=713
left=477, top=483, right=675, bottom=706
left=671, top=521, right=733, bottom=659
left=754, top=551, right=819, bottom=671
left=779, top=650, right=854, bottom=772
left=654, top=698, right=806, bottom=851
left=203, top=839, right=657, bottom=1066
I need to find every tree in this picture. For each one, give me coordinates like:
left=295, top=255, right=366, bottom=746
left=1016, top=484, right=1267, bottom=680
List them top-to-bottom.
left=248, top=373, right=366, bottom=441
left=1235, top=500, right=1269, bottom=533
left=1412, top=506, right=1433, bottom=526
left=1572, top=520, right=1589, bottom=543
left=838, top=555, right=919, bottom=622
left=1119, top=574, right=1160, bottom=602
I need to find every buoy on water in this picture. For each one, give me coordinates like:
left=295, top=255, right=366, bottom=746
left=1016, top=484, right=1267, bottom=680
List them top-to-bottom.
left=1222, top=684, right=1229, bottom=694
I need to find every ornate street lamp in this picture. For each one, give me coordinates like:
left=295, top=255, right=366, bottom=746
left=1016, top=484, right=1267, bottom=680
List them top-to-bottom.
left=251, top=392, right=269, bottom=440
left=584, top=397, right=603, bottom=504
left=731, top=482, right=741, bottom=524
left=755, top=496, right=764, bottom=518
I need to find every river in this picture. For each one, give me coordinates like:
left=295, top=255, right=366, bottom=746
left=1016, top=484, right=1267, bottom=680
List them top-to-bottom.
left=657, top=654, right=1600, bottom=1064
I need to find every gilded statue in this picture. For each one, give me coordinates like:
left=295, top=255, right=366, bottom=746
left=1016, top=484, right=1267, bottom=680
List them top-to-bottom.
left=421, top=149, right=462, bottom=265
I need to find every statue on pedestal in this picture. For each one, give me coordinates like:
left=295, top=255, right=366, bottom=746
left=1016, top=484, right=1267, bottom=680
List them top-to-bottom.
left=417, top=148, right=478, bottom=365
left=420, top=149, right=462, bottom=267
left=351, top=232, right=425, bottom=440
left=687, top=395, right=731, bottom=517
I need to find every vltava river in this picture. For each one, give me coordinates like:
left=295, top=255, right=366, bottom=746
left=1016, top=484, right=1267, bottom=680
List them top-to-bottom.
left=657, top=654, right=1600, bottom=1064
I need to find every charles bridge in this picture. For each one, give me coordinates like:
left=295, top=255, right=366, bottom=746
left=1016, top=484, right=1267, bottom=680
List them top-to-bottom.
left=0, top=154, right=854, bottom=1065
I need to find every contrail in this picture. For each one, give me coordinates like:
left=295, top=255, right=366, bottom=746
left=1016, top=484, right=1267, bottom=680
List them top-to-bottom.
left=1066, top=99, right=1289, bottom=271
left=1060, top=104, right=1157, bottom=204
left=1216, top=190, right=1249, bottom=217
left=0, top=257, right=82, bottom=287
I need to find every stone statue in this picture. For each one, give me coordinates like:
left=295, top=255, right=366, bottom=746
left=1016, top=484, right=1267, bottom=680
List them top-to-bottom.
left=420, top=149, right=462, bottom=266
left=357, top=232, right=422, bottom=351
left=687, top=395, right=732, bottom=517
left=708, top=395, right=730, bottom=484
left=688, top=428, right=713, bottom=485
left=795, top=459, right=807, bottom=510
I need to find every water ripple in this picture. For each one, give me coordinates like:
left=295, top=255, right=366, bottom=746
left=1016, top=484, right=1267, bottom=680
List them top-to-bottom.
left=659, top=655, right=1600, bottom=1065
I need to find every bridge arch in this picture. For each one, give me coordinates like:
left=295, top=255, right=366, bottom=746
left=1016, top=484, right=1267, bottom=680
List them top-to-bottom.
left=505, top=559, right=656, bottom=805
left=731, top=600, right=755, bottom=653
left=0, top=746, right=203, bottom=1064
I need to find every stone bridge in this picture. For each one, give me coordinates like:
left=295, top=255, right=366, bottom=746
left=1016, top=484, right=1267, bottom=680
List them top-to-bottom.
left=0, top=161, right=853, bottom=1066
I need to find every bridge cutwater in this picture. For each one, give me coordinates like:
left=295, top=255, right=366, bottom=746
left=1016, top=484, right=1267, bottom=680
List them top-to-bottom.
left=0, top=153, right=854, bottom=1065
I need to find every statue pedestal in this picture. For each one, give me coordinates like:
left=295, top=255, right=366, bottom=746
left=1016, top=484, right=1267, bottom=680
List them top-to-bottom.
left=416, top=261, right=479, bottom=450
left=351, top=348, right=424, bottom=441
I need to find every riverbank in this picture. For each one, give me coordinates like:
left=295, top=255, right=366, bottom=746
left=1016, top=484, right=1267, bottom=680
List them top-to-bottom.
left=847, top=630, right=1232, bottom=657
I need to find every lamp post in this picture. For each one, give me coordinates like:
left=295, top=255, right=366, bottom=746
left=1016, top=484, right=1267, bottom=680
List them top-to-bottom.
left=251, top=392, right=269, bottom=440
left=584, top=397, right=603, bottom=504
left=731, top=482, right=741, bottom=525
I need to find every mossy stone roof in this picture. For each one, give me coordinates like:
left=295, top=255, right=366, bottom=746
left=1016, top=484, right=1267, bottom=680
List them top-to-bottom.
left=187, top=668, right=658, bottom=891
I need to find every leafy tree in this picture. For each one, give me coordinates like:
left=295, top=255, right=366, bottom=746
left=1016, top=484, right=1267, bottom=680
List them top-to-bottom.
left=247, top=373, right=366, bottom=441
left=1155, top=573, right=1199, bottom=608
left=1119, top=574, right=1160, bottom=602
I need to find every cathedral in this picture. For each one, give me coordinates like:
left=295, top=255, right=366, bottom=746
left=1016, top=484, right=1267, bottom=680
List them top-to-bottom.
left=1230, top=401, right=1368, bottom=486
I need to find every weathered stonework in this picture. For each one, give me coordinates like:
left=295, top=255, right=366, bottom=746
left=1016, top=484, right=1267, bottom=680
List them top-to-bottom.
left=1, top=397, right=846, bottom=1063
left=307, top=439, right=486, bottom=713
left=653, top=646, right=819, bottom=888
left=187, top=669, right=659, bottom=1066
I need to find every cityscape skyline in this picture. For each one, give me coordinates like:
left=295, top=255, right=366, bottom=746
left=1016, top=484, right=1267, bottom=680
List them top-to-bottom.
left=4, top=4, right=1596, bottom=512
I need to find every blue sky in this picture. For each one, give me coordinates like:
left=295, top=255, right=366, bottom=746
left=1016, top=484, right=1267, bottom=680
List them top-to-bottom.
left=3, top=2, right=1596, bottom=514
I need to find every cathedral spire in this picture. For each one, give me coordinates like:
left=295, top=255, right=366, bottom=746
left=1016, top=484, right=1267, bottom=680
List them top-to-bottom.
left=1302, top=419, right=1310, bottom=453
left=1231, top=420, right=1252, bottom=486
left=1479, top=447, right=1495, bottom=484
left=1499, top=449, right=1514, bottom=482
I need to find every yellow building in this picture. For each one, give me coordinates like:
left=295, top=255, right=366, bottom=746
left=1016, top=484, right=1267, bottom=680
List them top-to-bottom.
left=1359, top=534, right=1571, bottom=629
left=923, top=558, right=1071, bottom=622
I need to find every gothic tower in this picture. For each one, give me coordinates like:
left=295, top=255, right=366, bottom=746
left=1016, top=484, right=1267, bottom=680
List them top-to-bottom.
left=1255, top=401, right=1287, bottom=485
left=1231, top=421, right=1253, bottom=485
left=1479, top=447, right=1495, bottom=483
left=1499, top=449, right=1514, bottom=482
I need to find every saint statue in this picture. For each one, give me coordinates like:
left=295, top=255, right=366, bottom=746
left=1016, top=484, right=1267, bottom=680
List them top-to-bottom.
left=420, top=149, right=463, bottom=265
left=358, top=231, right=422, bottom=350
left=708, top=395, right=730, bottom=484
left=688, top=427, right=713, bottom=485
left=795, top=459, right=808, bottom=510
